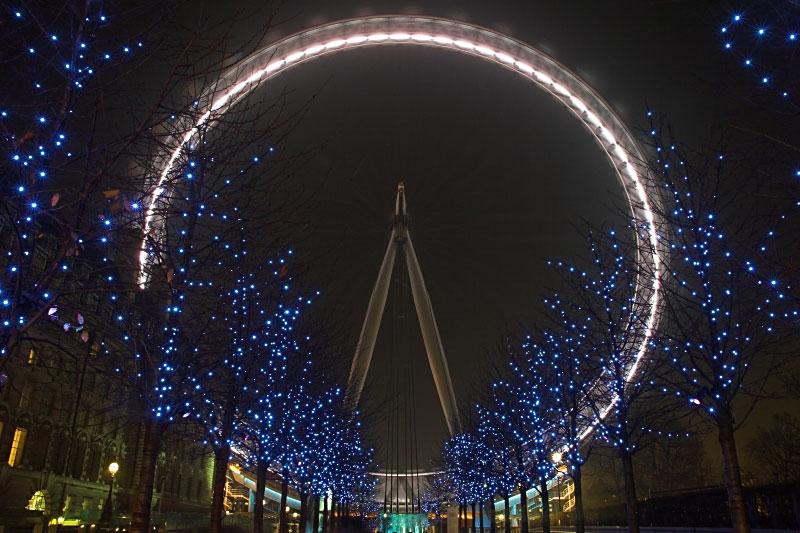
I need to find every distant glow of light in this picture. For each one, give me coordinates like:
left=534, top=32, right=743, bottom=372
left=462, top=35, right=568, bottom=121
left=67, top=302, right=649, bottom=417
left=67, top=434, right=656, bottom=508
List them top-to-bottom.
left=139, top=16, right=663, bottom=448
left=370, top=469, right=444, bottom=477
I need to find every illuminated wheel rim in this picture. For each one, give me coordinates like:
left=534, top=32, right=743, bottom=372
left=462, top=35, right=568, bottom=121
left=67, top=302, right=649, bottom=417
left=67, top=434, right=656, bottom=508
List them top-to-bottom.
left=139, top=15, right=662, bottom=442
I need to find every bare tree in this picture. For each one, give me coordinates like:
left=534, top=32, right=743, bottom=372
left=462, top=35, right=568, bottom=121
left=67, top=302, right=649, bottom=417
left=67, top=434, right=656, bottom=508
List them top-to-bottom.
left=745, top=413, right=800, bottom=484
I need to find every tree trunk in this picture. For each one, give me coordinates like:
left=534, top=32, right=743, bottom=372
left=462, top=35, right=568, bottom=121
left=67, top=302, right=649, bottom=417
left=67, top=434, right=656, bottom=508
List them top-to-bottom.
left=211, top=392, right=238, bottom=533
left=717, top=412, right=751, bottom=533
left=130, top=417, right=162, bottom=533
left=209, top=446, right=231, bottom=533
left=620, top=450, right=640, bottom=533
left=254, top=457, right=268, bottom=533
left=573, top=464, right=585, bottom=533
left=279, top=474, right=289, bottom=533
left=540, top=478, right=550, bottom=533
left=519, top=484, right=529, bottom=533
left=300, top=491, right=308, bottom=533
left=312, top=495, right=321, bottom=533
left=322, top=495, right=329, bottom=533
left=504, top=495, right=510, bottom=533
left=489, top=497, right=496, bottom=533
left=479, top=500, right=485, bottom=533
left=461, top=501, right=467, bottom=533
left=471, top=502, right=477, bottom=533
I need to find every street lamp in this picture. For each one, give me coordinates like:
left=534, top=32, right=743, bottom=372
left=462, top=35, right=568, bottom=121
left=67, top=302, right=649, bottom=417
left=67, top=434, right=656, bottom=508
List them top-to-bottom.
left=100, top=462, right=119, bottom=527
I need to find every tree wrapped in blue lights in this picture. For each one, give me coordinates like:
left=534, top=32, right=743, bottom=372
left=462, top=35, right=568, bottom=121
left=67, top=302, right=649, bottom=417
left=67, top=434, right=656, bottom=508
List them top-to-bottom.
left=0, top=0, right=180, bottom=375
left=2, top=4, right=322, bottom=531
left=122, top=118, right=304, bottom=532
left=646, top=120, right=795, bottom=533
left=543, top=226, right=679, bottom=533
left=188, top=252, right=314, bottom=533
left=536, top=295, right=600, bottom=533
left=231, top=304, right=372, bottom=533
left=477, top=335, right=564, bottom=533
left=508, top=340, right=560, bottom=533
left=477, top=381, right=526, bottom=533
left=274, top=382, right=373, bottom=533
left=328, top=416, right=376, bottom=532
left=442, top=431, right=491, bottom=533
left=420, top=471, right=452, bottom=533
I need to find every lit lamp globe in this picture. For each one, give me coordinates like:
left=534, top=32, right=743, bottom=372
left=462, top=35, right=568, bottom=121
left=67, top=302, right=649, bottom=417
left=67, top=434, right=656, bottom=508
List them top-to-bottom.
left=109, top=462, right=119, bottom=477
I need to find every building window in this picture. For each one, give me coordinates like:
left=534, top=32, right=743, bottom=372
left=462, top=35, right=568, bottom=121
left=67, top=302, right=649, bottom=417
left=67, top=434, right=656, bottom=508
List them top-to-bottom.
left=28, top=348, right=38, bottom=364
left=18, top=382, right=33, bottom=410
left=39, top=390, right=54, bottom=417
left=28, top=426, right=51, bottom=471
left=8, top=427, right=28, bottom=467
left=52, top=432, right=70, bottom=474
left=70, top=437, right=87, bottom=479
left=27, top=490, right=47, bottom=511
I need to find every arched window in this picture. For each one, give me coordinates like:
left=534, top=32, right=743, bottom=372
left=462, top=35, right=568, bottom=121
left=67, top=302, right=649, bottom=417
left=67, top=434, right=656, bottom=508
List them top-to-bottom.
left=27, top=424, right=51, bottom=471
left=7, top=426, right=28, bottom=467
left=51, top=432, right=70, bottom=475
left=70, top=434, right=88, bottom=479
left=85, top=441, right=103, bottom=483
left=26, top=490, right=48, bottom=511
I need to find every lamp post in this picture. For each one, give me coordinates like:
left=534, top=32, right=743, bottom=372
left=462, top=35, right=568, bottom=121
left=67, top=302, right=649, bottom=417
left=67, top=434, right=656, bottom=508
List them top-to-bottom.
left=100, top=462, right=119, bottom=528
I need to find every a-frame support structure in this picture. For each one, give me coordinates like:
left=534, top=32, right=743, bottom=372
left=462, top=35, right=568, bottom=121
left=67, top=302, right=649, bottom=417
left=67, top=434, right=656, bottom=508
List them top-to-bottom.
left=347, top=183, right=461, bottom=435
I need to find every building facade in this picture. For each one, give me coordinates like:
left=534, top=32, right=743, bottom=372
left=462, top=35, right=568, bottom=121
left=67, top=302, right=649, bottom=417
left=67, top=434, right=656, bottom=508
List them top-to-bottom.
left=0, top=339, right=214, bottom=528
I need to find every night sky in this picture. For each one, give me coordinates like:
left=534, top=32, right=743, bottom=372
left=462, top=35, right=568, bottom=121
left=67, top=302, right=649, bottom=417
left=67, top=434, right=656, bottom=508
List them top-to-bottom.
left=213, top=1, right=748, bottom=469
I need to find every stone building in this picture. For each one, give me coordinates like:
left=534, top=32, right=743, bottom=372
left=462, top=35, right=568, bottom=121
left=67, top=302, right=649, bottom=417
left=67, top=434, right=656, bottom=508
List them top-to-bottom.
left=0, top=338, right=215, bottom=528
